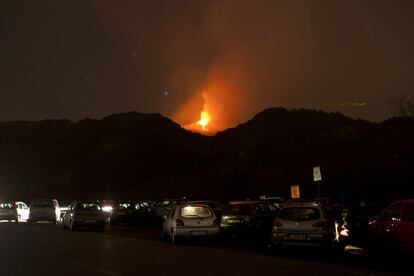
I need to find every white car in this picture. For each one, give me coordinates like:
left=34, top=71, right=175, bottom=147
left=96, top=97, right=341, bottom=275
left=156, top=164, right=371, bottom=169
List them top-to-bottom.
left=28, top=199, right=60, bottom=224
left=0, top=202, right=29, bottom=222
left=162, top=204, right=220, bottom=243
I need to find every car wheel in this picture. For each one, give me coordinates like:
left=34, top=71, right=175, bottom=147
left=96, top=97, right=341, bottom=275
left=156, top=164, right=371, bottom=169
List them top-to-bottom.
left=70, top=220, right=76, bottom=231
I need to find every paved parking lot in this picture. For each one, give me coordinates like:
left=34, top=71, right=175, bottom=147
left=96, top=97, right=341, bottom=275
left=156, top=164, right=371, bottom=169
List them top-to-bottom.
left=0, top=222, right=409, bottom=275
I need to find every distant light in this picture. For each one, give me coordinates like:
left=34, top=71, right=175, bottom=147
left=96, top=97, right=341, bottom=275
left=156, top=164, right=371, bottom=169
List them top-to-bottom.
left=102, top=206, right=113, bottom=212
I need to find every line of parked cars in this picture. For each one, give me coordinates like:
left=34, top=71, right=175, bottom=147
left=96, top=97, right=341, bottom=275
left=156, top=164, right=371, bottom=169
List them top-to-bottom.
left=1, top=196, right=413, bottom=255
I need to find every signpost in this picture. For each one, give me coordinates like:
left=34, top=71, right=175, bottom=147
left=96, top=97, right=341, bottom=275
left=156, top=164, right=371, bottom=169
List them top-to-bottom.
left=313, top=166, right=322, bottom=199
left=290, top=185, right=300, bottom=199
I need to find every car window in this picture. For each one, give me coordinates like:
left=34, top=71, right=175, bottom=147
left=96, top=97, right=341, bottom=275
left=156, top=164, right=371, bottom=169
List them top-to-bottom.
left=0, top=203, right=13, bottom=209
left=78, top=203, right=101, bottom=211
left=118, top=203, right=132, bottom=209
left=256, top=203, right=270, bottom=213
left=267, top=203, right=278, bottom=212
left=381, top=203, right=402, bottom=221
left=224, top=204, right=252, bottom=215
left=402, top=204, right=414, bottom=222
left=180, top=206, right=212, bottom=218
left=168, top=207, right=175, bottom=218
left=279, top=207, right=320, bottom=221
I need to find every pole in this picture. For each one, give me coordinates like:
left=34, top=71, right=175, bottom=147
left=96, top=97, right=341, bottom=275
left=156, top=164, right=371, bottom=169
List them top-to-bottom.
left=317, top=180, right=321, bottom=199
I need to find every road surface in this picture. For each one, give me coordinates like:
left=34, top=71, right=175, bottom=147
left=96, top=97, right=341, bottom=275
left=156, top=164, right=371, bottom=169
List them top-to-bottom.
left=0, top=223, right=406, bottom=276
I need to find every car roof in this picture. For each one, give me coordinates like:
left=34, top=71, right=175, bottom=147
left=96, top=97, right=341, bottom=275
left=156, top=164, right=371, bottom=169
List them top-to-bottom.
left=390, top=199, right=414, bottom=205
left=228, top=201, right=263, bottom=205
left=281, top=201, right=321, bottom=208
left=175, top=203, right=211, bottom=208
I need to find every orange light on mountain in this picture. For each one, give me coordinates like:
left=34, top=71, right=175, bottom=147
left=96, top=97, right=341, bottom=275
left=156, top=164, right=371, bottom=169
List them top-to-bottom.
left=196, top=111, right=210, bottom=131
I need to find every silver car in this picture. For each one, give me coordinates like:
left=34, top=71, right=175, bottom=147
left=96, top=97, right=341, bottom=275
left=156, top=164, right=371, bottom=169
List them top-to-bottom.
left=28, top=199, right=60, bottom=224
left=63, top=201, right=107, bottom=231
left=271, top=201, right=336, bottom=249
left=162, top=204, right=220, bottom=243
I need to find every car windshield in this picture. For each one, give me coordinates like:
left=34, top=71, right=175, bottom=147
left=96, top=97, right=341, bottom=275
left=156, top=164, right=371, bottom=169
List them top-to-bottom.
left=32, top=200, right=53, bottom=207
left=0, top=203, right=13, bottom=209
left=78, top=203, right=101, bottom=211
left=118, top=203, right=132, bottom=209
left=224, top=204, right=252, bottom=215
left=180, top=206, right=212, bottom=218
left=279, top=207, right=320, bottom=221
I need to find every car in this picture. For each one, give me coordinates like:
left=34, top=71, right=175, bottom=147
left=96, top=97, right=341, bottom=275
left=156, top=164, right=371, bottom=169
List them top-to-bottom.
left=260, top=196, right=285, bottom=208
left=152, top=198, right=185, bottom=220
left=28, top=199, right=60, bottom=224
left=368, top=199, right=414, bottom=254
left=187, top=200, right=226, bottom=219
left=271, top=200, right=338, bottom=250
left=63, top=201, right=107, bottom=231
left=110, top=201, right=151, bottom=226
left=220, top=201, right=279, bottom=237
left=0, top=202, right=29, bottom=222
left=162, top=204, right=220, bottom=243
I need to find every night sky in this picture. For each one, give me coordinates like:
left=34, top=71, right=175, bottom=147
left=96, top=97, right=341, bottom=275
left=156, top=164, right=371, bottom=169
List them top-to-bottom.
left=1, top=0, right=413, bottom=130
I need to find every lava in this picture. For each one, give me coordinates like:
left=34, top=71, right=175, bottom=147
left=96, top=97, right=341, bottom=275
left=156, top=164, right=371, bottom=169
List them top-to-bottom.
left=196, top=111, right=210, bottom=131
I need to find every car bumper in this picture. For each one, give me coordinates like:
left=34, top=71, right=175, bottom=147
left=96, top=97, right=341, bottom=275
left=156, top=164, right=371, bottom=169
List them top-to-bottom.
left=0, top=215, right=17, bottom=220
left=73, top=221, right=105, bottom=229
left=174, top=226, right=220, bottom=238
left=271, top=231, right=333, bottom=247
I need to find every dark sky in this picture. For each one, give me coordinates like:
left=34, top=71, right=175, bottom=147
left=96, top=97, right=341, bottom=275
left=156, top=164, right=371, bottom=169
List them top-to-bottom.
left=1, top=0, right=413, bottom=130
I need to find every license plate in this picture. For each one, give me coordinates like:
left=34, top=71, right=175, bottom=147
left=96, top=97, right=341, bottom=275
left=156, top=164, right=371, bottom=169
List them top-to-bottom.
left=228, top=219, right=242, bottom=224
left=85, top=220, right=95, bottom=223
left=191, top=231, right=207, bottom=236
left=288, top=234, right=307, bottom=240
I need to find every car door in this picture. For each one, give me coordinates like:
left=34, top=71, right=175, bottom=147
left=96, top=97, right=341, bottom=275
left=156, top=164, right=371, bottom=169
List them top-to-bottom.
left=21, top=203, right=30, bottom=220
left=63, top=203, right=74, bottom=226
left=376, top=203, right=403, bottom=244
left=398, top=203, right=414, bottom=250
left=163, top=207, right=175, bottom=235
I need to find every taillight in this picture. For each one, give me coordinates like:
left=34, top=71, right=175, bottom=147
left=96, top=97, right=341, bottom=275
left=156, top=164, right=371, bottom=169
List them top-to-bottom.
left=12, top=202, right=17, bottom=209
left=175, top=219, right=184, bottom=227
left=213, top=219, right=219, bottom=225
left=312, top=221, right=327, bottom=228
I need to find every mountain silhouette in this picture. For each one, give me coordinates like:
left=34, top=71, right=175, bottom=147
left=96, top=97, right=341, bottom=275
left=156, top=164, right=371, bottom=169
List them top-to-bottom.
left=0, top=108, right=413, bottom=204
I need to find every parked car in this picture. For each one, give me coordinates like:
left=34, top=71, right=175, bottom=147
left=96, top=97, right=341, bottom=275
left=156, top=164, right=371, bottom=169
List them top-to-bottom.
left=260, top=196, right=285, bottom=208
left=153, top=198, right=185, bottom=220
left=28, top=199, right=60, bottom=224
left=368, top=199, right=414, bottom=254
left=187, top=200, right=226, bottom=219
left=271, top=200, right=339, bottom=250
left=63, top=201, right=106, bottom=231
left=110, top=201, right=151, bottom=226
left=220, top=201, right=279, bottom=237
left=0, top=202, right=29, bottom=222
left=162, top=204, right=220, bottom=243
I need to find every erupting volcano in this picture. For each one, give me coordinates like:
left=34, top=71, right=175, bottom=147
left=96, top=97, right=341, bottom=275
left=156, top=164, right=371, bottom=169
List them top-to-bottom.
left=196, top=111, right=210, bottom=131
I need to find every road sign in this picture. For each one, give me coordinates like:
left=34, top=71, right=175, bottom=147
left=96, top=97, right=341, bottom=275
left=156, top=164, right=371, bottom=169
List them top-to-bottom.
left=313, top=166, right=322, bottom=181
left=290, top=185, right=300, bottom=199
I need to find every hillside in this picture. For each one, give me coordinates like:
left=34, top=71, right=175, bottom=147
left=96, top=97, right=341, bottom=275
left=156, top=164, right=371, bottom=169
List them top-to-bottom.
left=0, top=108, right=413, bottom=203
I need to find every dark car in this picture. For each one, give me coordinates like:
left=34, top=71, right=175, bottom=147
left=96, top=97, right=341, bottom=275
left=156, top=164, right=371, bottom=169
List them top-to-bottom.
left=368, top=199, right=414, bottom=254
left=187, top=200, right=226, bottom=219
left=63, top=201, right=107, bottom=231
left=110, top=201, right=152, bottom=226
left=220, top=201, right=279, bottom=237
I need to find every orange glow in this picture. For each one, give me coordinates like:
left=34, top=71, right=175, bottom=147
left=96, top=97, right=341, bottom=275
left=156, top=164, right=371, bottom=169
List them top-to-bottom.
left=196, top=111, right=210, bottom=130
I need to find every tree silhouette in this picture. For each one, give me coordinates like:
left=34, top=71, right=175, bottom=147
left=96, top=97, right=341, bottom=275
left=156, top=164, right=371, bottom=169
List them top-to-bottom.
left=386, top=95, right=414, bottom=117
